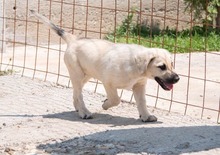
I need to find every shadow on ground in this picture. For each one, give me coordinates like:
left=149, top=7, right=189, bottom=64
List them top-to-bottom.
left=0, top=110, right=162, bottom=126
left=1, top=111, right=220, bottom=154
left=38, top=111, right=220, bottom=155
left=42, top=111, right=162, bottom=126
left=36, top=125, right=220, bottom=154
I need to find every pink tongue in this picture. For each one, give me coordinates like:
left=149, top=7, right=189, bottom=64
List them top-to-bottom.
left=166, top=83, right=173, bottom=90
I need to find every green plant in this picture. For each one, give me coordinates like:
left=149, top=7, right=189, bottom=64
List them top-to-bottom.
left=184, top=0, right=220, bottom=29
left=105, top=12, right=220, bottom=53
left=0, top=58, right=14, bottom=76
left=0, top=69, right=13, bottom=76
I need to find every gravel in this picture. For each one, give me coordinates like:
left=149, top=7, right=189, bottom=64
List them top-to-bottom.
left=0, top=75, right=220, bottom=155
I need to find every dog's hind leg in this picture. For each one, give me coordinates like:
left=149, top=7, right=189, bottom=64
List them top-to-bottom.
left=64, top=56, right=92, bottom=119
left=71, top=74, right=92, bottom=119
left=71, top=76, right=92, bottom=119
left=133, top=83, right=157, bottom=122
left=102, top=84, right=120, bottom=110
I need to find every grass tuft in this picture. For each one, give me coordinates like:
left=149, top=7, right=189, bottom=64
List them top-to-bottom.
left=105, top=13, right=220, bottom=53
left=0, top=69, right=13, bottom=76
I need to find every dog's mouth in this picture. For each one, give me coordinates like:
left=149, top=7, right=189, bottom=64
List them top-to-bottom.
left=155, top=77, right=173, bottom=91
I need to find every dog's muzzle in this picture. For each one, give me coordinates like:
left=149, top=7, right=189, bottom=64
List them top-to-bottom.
left=155, top=73, right=179, bottom=91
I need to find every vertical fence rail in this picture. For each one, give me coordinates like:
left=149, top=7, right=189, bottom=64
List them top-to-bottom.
left=0, top=0, right=6, bottom=72
left=0, top=0, right=5, bottom=55
left=201, top=0, right=209, bottom=119
left=184, top=2, right=193, bottom=116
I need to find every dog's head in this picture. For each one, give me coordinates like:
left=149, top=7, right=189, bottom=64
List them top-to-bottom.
left=146, top=49, right=179, bottom=91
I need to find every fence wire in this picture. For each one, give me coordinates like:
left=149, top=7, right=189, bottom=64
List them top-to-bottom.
left=0, top=0, right=219, bottom=123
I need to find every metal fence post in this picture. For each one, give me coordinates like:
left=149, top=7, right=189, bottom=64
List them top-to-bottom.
left=0, top=0, right=6, bottom=53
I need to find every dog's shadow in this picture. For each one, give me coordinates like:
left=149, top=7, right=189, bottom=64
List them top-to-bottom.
left=42, top=111, right=162, bottom=126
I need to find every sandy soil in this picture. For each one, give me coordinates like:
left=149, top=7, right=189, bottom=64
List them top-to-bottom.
left=4, top=0, right=191, bottom=45
left=0, top=75, right=220, bottom=155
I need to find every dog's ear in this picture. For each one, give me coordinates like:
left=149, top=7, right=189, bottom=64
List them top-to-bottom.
left=140, top=56, right=156, bottom=76
left=148, top=57, right=156, bottom=65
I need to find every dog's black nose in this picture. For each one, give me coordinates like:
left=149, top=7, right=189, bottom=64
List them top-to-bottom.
left=173, top=74, right=180, bottom=83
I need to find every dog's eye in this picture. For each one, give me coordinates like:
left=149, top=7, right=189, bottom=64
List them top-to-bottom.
left=158, top=64, right=166, bottom=71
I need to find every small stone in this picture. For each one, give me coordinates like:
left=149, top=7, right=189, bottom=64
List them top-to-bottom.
left=27, top=119, right=32, bottom=122
left=3, top=123, right=6, bottom=126
left=175, top=142, right=190, bottom=149
left=96, top=143, right=115, bottom=150
left=103, top=143, right=115, bottom=149
left=116, top=144, right=125, bottom=150
left=4, top=147, right=14, bottom=152
left=4, top=147, right=10, bottom=152
left=45, top=147, right=53, bottom=153
left=60, top=148, right=69, bottom=153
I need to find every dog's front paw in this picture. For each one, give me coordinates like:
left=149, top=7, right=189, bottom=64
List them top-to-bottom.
left=102, top=98, right=120, bottom=110
left=102, top=99, right=110, bottom=110
left=78, top=109, right=93, bottom=119
left=140, top=115, right=157, bottom=122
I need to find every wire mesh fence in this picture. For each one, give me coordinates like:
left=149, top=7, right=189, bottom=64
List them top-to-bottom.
left=0, top=0, right=219, bottom=123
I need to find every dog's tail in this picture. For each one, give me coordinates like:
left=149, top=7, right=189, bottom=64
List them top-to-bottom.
left=30, top=10, right=76, bottom=44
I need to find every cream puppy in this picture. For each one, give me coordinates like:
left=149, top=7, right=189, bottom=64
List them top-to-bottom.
left=31, top=10, right=179, bottom=122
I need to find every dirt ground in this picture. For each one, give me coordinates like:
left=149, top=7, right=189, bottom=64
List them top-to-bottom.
left=4, top=0, right=192, bottom=45
left=0, top=75, right=220, bottom=155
